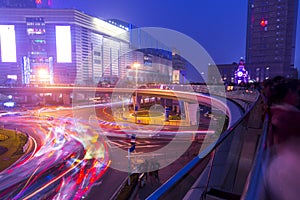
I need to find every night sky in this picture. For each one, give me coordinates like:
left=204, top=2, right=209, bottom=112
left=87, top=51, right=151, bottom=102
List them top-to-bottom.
left=52, top=0, right=300, bottom=78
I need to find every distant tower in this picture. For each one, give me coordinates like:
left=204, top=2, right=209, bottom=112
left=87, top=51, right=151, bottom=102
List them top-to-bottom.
left=246, top=0, right=299, bottom=79
left=172, top=48, right=186, bottom=84
left=235, top=59, right=248, bottom=85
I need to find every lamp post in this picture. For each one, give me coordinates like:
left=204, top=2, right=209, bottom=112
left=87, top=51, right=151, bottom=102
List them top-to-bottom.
left=133, top=62, right=140, bottom=123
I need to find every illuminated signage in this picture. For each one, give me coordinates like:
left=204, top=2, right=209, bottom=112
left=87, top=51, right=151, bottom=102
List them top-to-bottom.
left=0, top=25, right=17, bottom=62
left=56, top=26, right=72, bottom=63
left=7, top=75, right=17, bottom=80
left=3, top=102, right=15, bottom=107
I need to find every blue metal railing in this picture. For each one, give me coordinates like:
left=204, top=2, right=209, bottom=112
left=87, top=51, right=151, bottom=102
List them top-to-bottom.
left=147, top=93, right=261, bottom=200
left=242, top=114, right=269, bottom=200
left=146, top=142, right=216, bottom=200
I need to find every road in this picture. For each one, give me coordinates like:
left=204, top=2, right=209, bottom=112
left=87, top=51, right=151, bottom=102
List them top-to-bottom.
left=0, top=98, right=218, bottom=199
left=83, top=106, right=214, bottom=199
left=0, top=111, right=110, bottom=199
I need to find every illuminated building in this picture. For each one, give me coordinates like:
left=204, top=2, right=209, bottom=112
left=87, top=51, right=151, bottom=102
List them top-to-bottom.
left=246, top=0, right=299, bottom=80
left=0, top=8, right=172, bottom=86
left=22, top=17, right=53, bottom=85
left=107, top=19, right=173, bottom=85
left=234, top=59, right=248, bottom=85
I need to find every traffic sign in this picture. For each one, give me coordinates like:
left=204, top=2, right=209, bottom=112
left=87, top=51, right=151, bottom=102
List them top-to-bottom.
left=129, top=134, right=136, bottom=152
left=129, top=144, right=135, bottom=153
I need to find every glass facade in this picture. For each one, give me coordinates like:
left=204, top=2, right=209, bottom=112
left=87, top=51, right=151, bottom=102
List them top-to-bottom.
left=0, top=8, right=173, bottom=86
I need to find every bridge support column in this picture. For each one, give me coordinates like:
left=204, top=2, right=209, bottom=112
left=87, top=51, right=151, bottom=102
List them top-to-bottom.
left=52, top=93, right=61, bottom=103
left=62, top=93, right=71, bottom=105
left=24, top=95, right=32, bottom=103
left=132, top=95, right=142, bottom=111
left=137, top=95, right=142, bottom=109
left=160, top=98, right=165, bottom=107
left=179, top=101, right=185, bottom=119
left=186, top=103, right=199, bottom=126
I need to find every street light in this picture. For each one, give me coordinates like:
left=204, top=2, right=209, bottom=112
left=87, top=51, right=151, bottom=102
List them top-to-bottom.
left=132, top=62, right=140, bottom=123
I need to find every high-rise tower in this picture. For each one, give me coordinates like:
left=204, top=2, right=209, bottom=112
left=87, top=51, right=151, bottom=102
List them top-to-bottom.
left=246, top=0, right=299, bottom=79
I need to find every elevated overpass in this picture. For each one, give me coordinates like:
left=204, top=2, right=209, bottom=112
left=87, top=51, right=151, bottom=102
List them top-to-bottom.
left=0, top=86, right=244, bottom=127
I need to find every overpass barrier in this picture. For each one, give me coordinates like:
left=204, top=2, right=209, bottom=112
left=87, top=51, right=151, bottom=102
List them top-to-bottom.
left=146, top=92, right=263, bottom=200
left=241, top=114, right=269, bottom=200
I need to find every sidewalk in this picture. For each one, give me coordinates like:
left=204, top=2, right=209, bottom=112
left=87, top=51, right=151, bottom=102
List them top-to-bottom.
left=133, top=141, right=202, bottom=200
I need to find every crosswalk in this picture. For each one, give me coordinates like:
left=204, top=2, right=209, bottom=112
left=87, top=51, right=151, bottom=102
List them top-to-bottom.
left=98, top=119, right=161, bottom=133
left=98, top=119, right=133, bottom=129
left=105, top=139, right=166, bottom=150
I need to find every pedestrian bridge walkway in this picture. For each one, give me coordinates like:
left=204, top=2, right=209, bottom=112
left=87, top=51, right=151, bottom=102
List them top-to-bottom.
left=143, top=89, right=265, bottom=200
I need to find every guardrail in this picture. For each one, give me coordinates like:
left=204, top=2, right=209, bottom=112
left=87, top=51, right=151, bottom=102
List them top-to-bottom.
left=146, top=92, right=262, bottom=200
left=241, top=114, right=269, bottom=200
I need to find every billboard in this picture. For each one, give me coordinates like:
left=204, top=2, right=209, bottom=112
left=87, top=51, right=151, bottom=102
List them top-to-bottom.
left=0, top=25, right=17, bottom=62
left=55, top=26, right=72, bottom=63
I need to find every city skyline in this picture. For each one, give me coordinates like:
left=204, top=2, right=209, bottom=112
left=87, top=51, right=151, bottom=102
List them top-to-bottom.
left=52, top=0, right=300, bottom=78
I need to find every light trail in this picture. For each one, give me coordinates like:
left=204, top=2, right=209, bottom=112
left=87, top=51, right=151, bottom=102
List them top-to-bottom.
left=22, top=158, right=82, bottom=200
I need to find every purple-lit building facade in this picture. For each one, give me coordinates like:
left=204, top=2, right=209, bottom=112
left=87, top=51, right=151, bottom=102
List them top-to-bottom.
left=210, top=0, right=299, bottom=84
left=246, top=0, right=299, bottom=80
left=0, top=8, right=173, bottom=86
left=234, top=59, right=248, bottom=85
left=208, top=61, right=265, bottom=84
